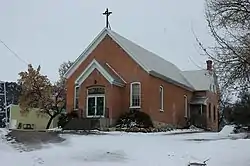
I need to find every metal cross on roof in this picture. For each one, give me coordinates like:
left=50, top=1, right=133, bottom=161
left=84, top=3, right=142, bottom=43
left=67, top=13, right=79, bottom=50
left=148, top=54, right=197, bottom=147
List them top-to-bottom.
left=103, top=8, right=112, bottom=29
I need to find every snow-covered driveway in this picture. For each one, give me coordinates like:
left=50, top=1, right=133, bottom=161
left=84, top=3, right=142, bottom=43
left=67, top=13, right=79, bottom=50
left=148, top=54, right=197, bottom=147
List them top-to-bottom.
left=0, top=127, right=250, bottom=166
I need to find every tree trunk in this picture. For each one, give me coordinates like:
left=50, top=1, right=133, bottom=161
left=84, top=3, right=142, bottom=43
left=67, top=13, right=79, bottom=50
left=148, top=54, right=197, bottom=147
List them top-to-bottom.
left=46, top=116, right=54, bottom=129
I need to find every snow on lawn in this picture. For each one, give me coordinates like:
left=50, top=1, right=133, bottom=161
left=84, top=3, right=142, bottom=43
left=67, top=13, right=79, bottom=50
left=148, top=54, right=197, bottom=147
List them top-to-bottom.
left=0, top=126, right=250, bottom=166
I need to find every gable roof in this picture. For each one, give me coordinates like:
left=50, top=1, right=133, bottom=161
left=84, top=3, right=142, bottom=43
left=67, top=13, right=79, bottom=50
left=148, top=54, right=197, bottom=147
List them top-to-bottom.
left=64, top=28, right=208, bottom=91
left=107, top=30, right=194, bottom=90
left=75, top=59, right=125, bottom=87
left=102, top=62, right=127, bottom=85
left=182, top=69, right=216, bottom=91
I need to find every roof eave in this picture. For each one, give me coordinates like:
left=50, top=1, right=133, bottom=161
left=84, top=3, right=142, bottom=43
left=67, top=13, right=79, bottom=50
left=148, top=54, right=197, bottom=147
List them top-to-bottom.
left=63, top=28, right=108, bottom=79
left=107, top=30, right=150, bottom=73
left=149, top=71, right=195, bottom=92
left=112, top=80, right=126, bottom=87
left=190, top=97, right=208, bottom=105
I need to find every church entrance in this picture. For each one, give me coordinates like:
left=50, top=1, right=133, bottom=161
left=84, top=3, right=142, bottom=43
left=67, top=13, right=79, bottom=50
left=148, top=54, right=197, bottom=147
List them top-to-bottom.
left=86, top=86, right=105, bottom=117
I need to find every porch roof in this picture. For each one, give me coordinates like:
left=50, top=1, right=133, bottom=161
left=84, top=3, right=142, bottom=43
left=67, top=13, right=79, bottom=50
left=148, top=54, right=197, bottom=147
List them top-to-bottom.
left=75, top=59, right=126, bottom=87
left=100, top=62, right=126, bottom=86
left=189, top=96, right=208, bottom=105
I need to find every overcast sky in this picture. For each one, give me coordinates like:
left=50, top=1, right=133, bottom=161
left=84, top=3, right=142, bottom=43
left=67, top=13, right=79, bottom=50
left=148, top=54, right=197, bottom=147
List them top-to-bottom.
left=0, top=0, right=213, bottom=83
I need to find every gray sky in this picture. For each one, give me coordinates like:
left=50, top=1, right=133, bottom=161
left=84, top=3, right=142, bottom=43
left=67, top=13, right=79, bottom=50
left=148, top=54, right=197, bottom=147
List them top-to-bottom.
left=0, top=0, right=213, bottom=83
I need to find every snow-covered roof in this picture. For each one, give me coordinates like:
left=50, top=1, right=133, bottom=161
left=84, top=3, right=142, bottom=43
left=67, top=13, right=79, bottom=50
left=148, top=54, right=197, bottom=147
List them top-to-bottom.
left=65, top=28, right=215, bottom=91
left=107, top=30, right=194, bottom=90
left=74, top=59, right=125, bottom=87
left=182, top=70, right=216, bottom=91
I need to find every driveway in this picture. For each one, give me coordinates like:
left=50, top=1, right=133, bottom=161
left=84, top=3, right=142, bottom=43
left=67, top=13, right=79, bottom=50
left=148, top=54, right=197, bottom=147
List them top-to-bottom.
left=5, top=130, right=65, bottom=151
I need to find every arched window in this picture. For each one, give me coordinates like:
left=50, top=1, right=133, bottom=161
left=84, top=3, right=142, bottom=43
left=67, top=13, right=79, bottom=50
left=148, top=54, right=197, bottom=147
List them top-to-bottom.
left=130, top=82, right=141, bottom=108
left=74, top=85, right=79, bottom=110
left=87, top=86, right=105, bottom=95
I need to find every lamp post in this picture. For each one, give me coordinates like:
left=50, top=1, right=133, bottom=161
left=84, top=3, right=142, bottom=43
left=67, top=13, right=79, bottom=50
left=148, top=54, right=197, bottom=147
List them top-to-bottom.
left=0, top=81, right=7, bottom=127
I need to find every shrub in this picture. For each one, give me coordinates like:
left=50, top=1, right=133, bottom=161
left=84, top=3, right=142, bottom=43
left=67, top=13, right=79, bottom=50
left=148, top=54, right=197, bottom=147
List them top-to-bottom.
left=57, top=110, right=79, bottom=128
left=116, top=111, right=153, bottom=128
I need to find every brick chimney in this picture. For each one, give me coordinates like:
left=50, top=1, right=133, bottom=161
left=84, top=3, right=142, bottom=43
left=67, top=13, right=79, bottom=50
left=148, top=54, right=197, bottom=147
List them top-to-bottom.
left=206, top=60, right=212, bottom=71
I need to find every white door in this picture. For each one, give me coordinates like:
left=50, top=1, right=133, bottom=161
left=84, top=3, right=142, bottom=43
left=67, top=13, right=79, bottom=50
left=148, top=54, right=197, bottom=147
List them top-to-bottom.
left=87, top=95, right=105, bottom=117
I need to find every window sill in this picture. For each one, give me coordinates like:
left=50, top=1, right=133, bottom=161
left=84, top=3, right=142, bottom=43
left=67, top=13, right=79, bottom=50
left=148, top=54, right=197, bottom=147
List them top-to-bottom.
left=129, top=106, right=141, bottom=109
left=159, top=109, right=164, bottom=112
left=86, top=116, right=105, bottom=118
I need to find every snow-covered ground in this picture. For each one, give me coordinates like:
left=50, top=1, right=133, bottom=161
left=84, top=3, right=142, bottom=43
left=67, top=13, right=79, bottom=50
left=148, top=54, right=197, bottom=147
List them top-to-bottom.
left=0, top=125, right=250, bottom=166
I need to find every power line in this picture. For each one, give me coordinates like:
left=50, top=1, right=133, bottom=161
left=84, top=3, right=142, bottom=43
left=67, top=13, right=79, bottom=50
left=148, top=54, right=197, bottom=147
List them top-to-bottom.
left=0, top=39, right=28, bottom=65
left=188, top=56, right=204, bottom=70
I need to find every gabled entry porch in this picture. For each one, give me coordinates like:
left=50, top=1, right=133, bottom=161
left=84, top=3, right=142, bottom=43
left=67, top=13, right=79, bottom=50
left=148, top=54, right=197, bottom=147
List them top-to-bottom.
left=73, top=58, right=126, bottom=118
left=66, top=59, right=126, bottom=130
left=65, top=86, right=110, bottom=130
left=189, top=96, right=208, bottom=129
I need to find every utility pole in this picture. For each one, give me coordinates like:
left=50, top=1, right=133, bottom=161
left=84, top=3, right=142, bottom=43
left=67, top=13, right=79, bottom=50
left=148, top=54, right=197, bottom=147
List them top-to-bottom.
left=0, top=81, right=7, bottom=127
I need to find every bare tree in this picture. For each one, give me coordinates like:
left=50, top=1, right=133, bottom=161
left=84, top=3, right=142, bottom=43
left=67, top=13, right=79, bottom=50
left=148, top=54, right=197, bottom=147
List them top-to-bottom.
left=197, top=0, right=250, bottom=93
left=57, top=60, right=73, bottom=86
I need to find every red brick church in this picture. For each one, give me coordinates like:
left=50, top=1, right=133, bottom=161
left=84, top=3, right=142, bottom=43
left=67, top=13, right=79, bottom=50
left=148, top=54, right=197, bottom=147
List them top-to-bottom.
left=64, top=27, right=219, bottom=131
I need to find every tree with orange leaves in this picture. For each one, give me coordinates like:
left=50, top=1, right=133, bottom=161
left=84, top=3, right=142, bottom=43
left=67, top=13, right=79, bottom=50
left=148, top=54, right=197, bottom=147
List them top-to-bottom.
left=18, top=64, right=66, bottom=129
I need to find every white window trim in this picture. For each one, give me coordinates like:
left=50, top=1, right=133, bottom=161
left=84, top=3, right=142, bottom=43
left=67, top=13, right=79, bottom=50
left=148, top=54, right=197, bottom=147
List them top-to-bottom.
left=130, top=82, right=141, bottom=108
left=74, top=86, right=79, bottom=110
left=159, top=86, right=164, bottom=112
left=86, top=95, right=105, bottom=118
left=184, top=95, right=188, bottom=117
